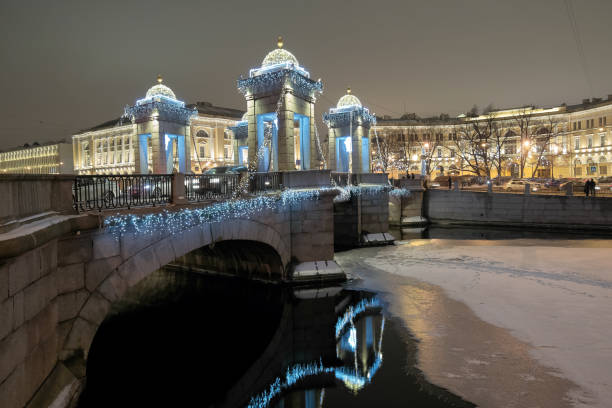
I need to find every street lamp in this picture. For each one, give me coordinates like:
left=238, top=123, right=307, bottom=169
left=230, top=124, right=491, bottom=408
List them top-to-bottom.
left=550, top=143, right=559, bottom=179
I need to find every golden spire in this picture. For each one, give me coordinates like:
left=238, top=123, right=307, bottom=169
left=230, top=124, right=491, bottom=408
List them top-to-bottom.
left=277, top=36, right=283, bottom=48
left=157, top=74, right=163, bottom=84
left=347, top=87, right=352, bottom=94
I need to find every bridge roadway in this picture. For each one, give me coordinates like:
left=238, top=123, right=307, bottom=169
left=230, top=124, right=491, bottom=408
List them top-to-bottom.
left=0, top=170, right=393, bottom=408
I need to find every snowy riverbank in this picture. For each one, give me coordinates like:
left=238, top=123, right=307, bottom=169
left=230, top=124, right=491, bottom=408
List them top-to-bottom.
left=337, top=238, right=612, bottom=408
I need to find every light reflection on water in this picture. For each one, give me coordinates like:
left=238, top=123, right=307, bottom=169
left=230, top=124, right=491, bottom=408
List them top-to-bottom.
left=79, top=270, right=475, bottom=408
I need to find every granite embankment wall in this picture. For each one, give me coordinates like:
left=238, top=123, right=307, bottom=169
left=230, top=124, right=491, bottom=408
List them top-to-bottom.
left=424, top=190, right=612, bottom=229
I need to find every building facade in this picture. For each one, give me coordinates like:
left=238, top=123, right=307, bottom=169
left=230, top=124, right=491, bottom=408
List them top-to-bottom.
left=72, top=77, right=243, bottom=175
left=372, top=96, right=612, bottom=180
left=0, top=141, right=74, bottom=174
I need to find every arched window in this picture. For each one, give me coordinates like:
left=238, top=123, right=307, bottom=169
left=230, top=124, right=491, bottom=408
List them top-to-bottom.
left=196, top=129, right=211, bottom=159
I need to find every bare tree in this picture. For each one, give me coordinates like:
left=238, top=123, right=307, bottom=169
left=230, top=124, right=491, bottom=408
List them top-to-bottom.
left=511, top=107, right=537, bottom=178
left=530, top=115, right=562, bottom=178
left=417, top=126, right=443, bottom=177
left=372, top=131, right=403, bottom=174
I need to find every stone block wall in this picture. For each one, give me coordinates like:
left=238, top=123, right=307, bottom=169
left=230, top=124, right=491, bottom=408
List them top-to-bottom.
left=0, top=175, right=74, bottom=224
left=360, top=190, right=389, bottom=234
left=389, top=190, right=424, bottom=225
left=425, top=190, right=612, bottom=228
left=288, top=192, right=335, bottom=262
left=0, top=241, right=63, bottom=407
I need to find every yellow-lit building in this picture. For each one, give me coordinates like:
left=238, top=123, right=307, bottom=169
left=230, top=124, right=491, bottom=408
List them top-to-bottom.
left=71, top=77, right=243, bottom=175
left=372, top=95, right=612, bottom=180
left=0, top=141, right=74, bottom=174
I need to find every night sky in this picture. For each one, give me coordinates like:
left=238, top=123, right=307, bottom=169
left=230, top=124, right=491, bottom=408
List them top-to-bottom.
left=1, top=0, right=612, bottom=150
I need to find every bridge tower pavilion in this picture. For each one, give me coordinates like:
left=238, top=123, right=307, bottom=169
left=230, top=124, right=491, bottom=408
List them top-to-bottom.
left=237, top=37, right=323, bottom=172
left=124, top=75, right=196, bottom=174
left=324, top=88, right=376, bottom=173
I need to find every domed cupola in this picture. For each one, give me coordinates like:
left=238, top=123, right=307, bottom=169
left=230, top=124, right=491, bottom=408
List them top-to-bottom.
left=262, top=36, right=300, bottom=67
left=142, top=75, right=177, bottom=102
left=337, top=88, right=362, bottom=109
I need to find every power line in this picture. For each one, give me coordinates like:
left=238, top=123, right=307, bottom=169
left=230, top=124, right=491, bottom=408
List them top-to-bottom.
left=563, top=0, right=594, bottom=96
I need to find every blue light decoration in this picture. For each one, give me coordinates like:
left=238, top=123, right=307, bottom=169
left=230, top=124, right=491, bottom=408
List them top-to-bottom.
left=238, top=69, right=323, bottom=102
left=124, top=76, right=197, bottom=125
left=323, top=106, right=377, bottom=129
left=333, top=184, right=391, bottom=203
left=389, top=187, right=411, bottom=197
left=103, top=188, right=324, bottom=239
left=246, top=297, right=386, bottom=407
left=335, top=297, right=382, bottom=339
left=247, top=359, right=334, bottom=408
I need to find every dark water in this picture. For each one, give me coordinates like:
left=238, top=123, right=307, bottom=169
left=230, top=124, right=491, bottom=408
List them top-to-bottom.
left=79, top=270, right=474, bottom=408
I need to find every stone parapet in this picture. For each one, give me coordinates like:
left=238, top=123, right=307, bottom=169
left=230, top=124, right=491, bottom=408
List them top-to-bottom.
left=0, top=175, right=76, bottom=225
left=425, top=190, right=612, bottom=229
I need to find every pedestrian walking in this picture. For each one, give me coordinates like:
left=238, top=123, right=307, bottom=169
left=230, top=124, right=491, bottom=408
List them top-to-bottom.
left=448, top=175, right=452, bottom=189
left=590, top=178, right=596, bottom=196
left=584, top=180, right=591, bottom=197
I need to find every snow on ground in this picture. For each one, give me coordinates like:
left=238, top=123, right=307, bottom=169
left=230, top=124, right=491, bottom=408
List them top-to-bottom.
left=362, top=239, right=612, bottom=408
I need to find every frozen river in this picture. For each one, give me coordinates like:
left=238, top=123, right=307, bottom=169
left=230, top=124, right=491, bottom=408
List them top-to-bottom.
left=337, top=231, right=612, bottom=408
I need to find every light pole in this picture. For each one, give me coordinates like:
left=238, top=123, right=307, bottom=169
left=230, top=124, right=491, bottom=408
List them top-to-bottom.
left=521, top=139, right=530, bottom=178
left=421, top=142, right=429, bottom=177
left=551, top=143, right=559, bottom=179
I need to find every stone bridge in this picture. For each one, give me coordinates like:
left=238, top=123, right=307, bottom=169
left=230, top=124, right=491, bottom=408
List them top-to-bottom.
left=0, top=170, right=392, bottom=407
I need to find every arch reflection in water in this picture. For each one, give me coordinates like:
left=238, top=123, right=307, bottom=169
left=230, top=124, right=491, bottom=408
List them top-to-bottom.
left=82, top=270, right=474, bottom=408
left=249, top=292, right=385, bottom=408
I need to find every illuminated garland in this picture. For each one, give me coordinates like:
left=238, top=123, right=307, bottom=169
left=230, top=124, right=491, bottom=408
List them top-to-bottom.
left=237, top=69, right=323, bottom=101
left=124, top=100, right=196, bottom=125
left=323, top=106, right=377, bottom=128
left=103, top=184, right=401, bottom=239
left=334, top=185, right=392, bottom=203
left=103, top=188, right=323, bottom=239
left=389, top=188, right=411, bottom=197
left=335, top=297, right=382, bottom=338
left=247, top=359, right=333, bottom=408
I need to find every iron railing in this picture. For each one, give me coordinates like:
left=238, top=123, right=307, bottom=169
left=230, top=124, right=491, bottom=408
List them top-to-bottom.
left=250, top=172, right=283, bottom=192
left=185, top=173, right=241, bottom=201
left=73, top=174, right=172, bottom=212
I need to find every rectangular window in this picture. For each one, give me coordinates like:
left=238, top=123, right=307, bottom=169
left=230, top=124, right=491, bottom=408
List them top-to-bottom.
left=599, top=117, right=603, bottom=127
left=578, top=121, right=582, bottom=130
left=573, top=122, right=577, bottom=131
left=601, top=134, right=606, bottom=147
left=588, top=135, right=593, bottom=148
left=575, top=136, right=580, bottom=150
left=116, top=138, right=122, bottom=163
left=224, top=144, right=232, bottom=159
left=199, top=145, right=205, bottom=158
left=437, top=147, right=442, bottom=158
left=450, top=149, right=455, bottom=158
left=600, top=165, right=608, bottom=175
left=575, top=167, right=582, bottom=176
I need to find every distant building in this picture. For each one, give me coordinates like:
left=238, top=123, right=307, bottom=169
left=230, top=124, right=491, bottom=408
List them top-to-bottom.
left=71, top=76, right=243, bottom=175
left=373, top=95, right=612, bottom=179
left=0, top=141, right=74, bottom=174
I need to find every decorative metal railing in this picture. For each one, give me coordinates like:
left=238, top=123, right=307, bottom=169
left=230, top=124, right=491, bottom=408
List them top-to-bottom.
left=250, top=172, right=283, bottom=192
left=185, top=173, right=241, bottom=201
left=73, top=174, right=172, bottom=212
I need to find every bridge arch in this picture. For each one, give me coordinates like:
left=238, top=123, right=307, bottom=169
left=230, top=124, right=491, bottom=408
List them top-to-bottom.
left=60, top=218, right=289, bottom=374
